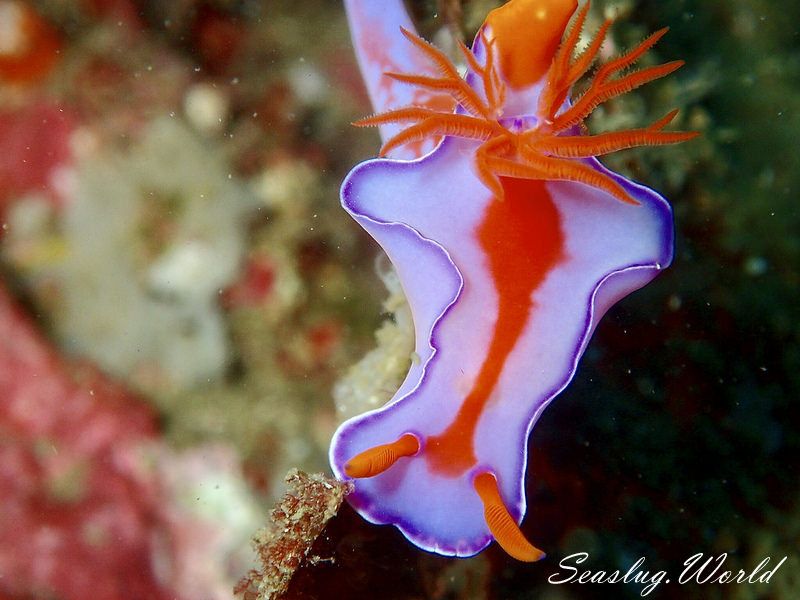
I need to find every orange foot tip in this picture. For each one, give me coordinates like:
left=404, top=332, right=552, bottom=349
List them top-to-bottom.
left=343, top=433, right=420, bottom=479
left=474, top=471, right=545, bottom=562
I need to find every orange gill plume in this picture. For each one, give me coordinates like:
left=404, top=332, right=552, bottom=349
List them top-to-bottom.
left=354, top=0, right=698, bottom=204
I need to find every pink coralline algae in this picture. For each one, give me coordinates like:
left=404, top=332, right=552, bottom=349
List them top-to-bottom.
left=0, top=282, right=176, bottom=600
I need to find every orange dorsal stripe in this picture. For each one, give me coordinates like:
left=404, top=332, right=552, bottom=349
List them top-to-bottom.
left=426, top=178, right=565, bottom=475
left=344, top=433, right=420, bottom=478
left=474, top=472, right=545, bottom=561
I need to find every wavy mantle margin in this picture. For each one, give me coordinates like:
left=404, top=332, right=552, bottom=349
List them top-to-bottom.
left=329, top=134, right=674, bottom=557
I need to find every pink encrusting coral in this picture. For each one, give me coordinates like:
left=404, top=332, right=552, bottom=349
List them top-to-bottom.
left=331, top=0, right=696, bottom=561
left=0, top=283, right=258, bottom=600
left=0, top=283, right=176, bottom=599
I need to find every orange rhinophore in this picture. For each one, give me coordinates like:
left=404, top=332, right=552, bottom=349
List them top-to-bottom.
left=344, top=433, right=420, bottom=478
left=474, top=472, right=545, bottom=562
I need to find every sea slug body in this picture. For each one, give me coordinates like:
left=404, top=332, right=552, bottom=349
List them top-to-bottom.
left=331, top=0, right=697, bottom=560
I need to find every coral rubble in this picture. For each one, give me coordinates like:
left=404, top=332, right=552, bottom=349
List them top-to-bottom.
left=235, top=469, right=352, bottom=600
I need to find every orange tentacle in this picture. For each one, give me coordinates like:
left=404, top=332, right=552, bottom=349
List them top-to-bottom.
left=556, top=0, right=590, bottom=81
left=539, top=1, right=589, bottom=118
left=542, top=18, right=614, bottom=121
left=562, top=18, right=612, bottom=94
left=396, top=26, right=493, bottom=119
left=399, top=26, right=460, bottom=79
left=549, top=26, right=674, bottom=131
left=594, top=27, right=670, bottom=85
left=480, top=30, right=507, bottom=111
left=482, top=31, right=502, bottom=111
left=458, top=39, right=494, bottom=112
left=458, top=39, right=485, bottom=78
left=458, top=40, right=486, bottom=75
left=552, top=60, right=684, bottom=132
left=601, top=60, right=685, bottom=100
left=491, top=68, right=506, bottom=113
left=384, top=72, right=462, bottom=90
left=385, top=72, right=490, bottom=120
left=354, top=106, right=451, bottom=127
left=648, top=108, right=680, bottom=131
left=379, top=114, right=498, bottom=157
left=430, top=114, right=501, bottom=139
left=532, top=128, right=699, bottom=158
left=475, top=135, right=515, bottom=199
left=524, top=149, right=638, bottom=205
left=484, top=150, right=637, bottom=205
left=482, top=153, right=549, bottom=181
left=475, top=157, right=505, bottom=200
left=344, top=433, right=420, bottom=479
left=474, top=472, right=545, bottom=562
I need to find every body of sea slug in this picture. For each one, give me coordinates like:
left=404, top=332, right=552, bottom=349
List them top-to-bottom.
left=331, top=0, right=696, bottom=560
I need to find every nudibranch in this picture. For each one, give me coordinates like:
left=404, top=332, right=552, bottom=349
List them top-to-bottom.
left=331, top=0, right=697, bottom=561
